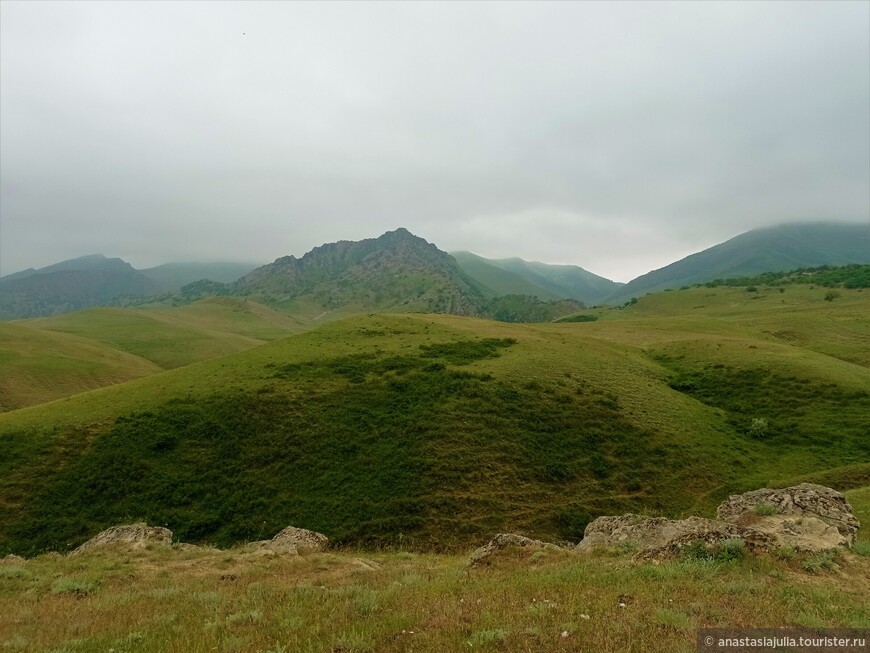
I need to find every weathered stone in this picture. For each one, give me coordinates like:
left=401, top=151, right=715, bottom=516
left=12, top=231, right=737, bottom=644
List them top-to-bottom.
left=576, top=484, right=859, bottom=559
left=716, top=484, right=859, bottom=545
left=725, top=514, right=849, bottom=552
left=576, top=515, right=685, bottom=552
left=638, top=517, right=774, bottom=560
left=71, top=523, right=172, bottom=555
left=267, top=526, right=329, bottom=553
left=469, top=533, right=558, bottom=565
left=1, top=554, right=25, bottom=564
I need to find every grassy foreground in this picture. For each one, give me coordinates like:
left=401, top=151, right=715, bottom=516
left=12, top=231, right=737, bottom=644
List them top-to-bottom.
left=1, top=540, right=868, bottom=653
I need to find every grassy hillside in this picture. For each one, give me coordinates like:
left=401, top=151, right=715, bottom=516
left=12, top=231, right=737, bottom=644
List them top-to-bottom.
left=1, top=282, right=867, bottom=556
left=0, top=298, right=307, bottom=411
left=29, top=298, right=307, bottom=369
left=0, top=322, right=161, bottom=412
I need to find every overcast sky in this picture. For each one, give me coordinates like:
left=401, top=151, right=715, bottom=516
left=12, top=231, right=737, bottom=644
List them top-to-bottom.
left=1, top=1, right=868, bottom=282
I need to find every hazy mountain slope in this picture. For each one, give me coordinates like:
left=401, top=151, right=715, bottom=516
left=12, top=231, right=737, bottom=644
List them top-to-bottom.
left=608, top=222, right=870, bottom=304
left=450, top=252, right=563, bottom=300
left=453, top=252, right=623, bottom=305
left=0, top=255, right=161, bottom=319
left=488, top=257, right=623, bottom=304
left=139, top=262, right=259, bottom=290
left=1, top=282, right=867, bottom=555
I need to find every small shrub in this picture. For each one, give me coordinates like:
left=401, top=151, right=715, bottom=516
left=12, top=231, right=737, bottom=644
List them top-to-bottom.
left=746, top=286, right=758, bottom=292
left=824, top=291, right=840, bottom=302
left=748, top=417, right=769, bottom=439
left=754, top=502, right=778, bottom=516
left=682, top=538, right=745, bottom=564
left=717, top=538, right=746, bottom=563
left=615, top=540, right=639, bottom=555
left=850, top=541, right=870, bottom=557
left=775, top=546, right=797, bottom=560
left=803, top=551, right=836, bottom=573
left=0, top=566, right=30, bottom=579
left=51, top=578, right=97, bottom=596
left=652, top=608, right=693, bottom=631
left=468, top=630, right=508, bottom=647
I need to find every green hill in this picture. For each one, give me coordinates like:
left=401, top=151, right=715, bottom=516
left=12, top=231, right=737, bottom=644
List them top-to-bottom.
left=608, top=222, right=870, bottom=304
left=1, top=279, right=867, bottom=556
left=0, top=298, right=307, bottom=411
left=0, top=322, right=161, bottom=412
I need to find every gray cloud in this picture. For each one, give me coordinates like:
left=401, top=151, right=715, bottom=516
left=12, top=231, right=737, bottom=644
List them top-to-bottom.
left=1, top=1, right=867, bottom=282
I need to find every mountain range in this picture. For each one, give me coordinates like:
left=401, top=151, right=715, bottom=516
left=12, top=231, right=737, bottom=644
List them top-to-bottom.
left=1, top=222, right=867, bottom=320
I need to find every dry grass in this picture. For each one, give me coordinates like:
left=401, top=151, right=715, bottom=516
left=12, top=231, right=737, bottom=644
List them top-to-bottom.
left=1, top=544, right=868, bottom=653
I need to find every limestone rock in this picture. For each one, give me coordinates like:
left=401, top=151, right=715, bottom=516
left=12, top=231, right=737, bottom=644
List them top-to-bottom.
left=716, top=484, right=859, bottom=545
left=576, top=515, right=685, bottom=552
left=638, top=517, right=774, bottom=560
left=71, top=523, right=172, bottom=555
left=249, top=525, right=329, bottom=555
left=268, top=526, right=329, bottom=553
left=469, top=533, right=558, bottom=565
left=1, top=554, right=25, bottom=564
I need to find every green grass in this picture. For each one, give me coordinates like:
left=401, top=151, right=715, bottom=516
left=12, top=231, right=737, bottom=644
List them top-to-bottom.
left=1, top=284, right=868, bottom=555
left=0, top=298, right=308, bottom=412
left=29, top=298, right=305, bottom=369
left=0, top=322, right=161, bottom=412
left=844, top=487, right=870, bottom=544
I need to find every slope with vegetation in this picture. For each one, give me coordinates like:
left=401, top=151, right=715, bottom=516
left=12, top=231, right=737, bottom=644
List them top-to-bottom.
left=607, top=222, right=870, bottom=304
left=1, top=277, right=867, bottom=556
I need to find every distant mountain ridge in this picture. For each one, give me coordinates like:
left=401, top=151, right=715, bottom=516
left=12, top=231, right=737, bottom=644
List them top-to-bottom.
left=3, top=222, right=866, bottom=319
left=607, top=222, right=870, bottom=304
left=234, top=228, right=485, bottom=315
left=452, top=252, right=623, bottom=305
left=0, top=255, right=161, bottom=319
left=0, top=256, right=260, bottom=319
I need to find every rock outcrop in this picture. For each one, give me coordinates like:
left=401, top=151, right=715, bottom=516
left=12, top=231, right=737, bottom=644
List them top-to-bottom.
left=716, top=483, right=859, bottom=545
left=576, top=485, right=860, bottom=559
left=71, top=523, right=172, bottom=555
left=250, top=526, right=329, bottom=555
left=469, top=533, right=559, bottom=565
left=2, top=554, right=26, bottom=564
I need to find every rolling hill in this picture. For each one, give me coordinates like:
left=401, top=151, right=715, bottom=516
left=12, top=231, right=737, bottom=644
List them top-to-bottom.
left=607, top=222, right=870, bottom=304
left=1, top=276, right=867, bottom=556
left=0, top=297, right=307, bottom=411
